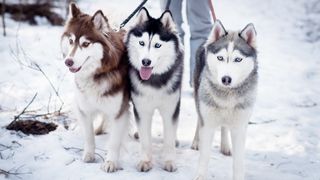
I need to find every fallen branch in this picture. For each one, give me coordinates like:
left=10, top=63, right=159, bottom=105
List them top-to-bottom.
left=4, top=21, right=67, bottom=133
left=10, top=42, right=64, bottom=115
left=33, top=63, right=64, bottom=114
left=6, top=92, right=61, bottom=135
left=7, top=93, right=38, bottom=128
left=47, top=93, right=52, bottom=114
left=295, top=102, right=317, bottom=108
left=16, top=111, right=67, bottom=120
left=249, top=119, right=276, bottom=125
left=0, top=141, right=21, bottom=151
left=0, top=144, right=12, bottom=151
left=63, top=146, right=105, bottom=162
left=65, top=158, right=76, bottom=166
left=0, top=165, right=31, bottom=179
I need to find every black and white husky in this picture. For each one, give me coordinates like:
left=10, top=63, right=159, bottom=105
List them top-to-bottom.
left=125, top=8, right=184, bottom=172
left=191, top=20, right=258, bottom=180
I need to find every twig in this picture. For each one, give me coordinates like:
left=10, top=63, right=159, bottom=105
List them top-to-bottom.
left=5, top=28, right=66, bottom=127
left=9, top=42, right=64, bottom=114
left=33, top=63, right=64, bottom=114
left=56, top=70, right=68, bottom=95
left=8, top=93, right=37, bottom=127
left=47, top=93, right=52, bottom=114
left=295, top=102, right=317, bottom=108
left=18, top=111, right=66, bottom=119
left=249, top=119, right=276, bottom=125
left=0, top=141, right=21, bottom=152
left=12, top=141, right=21, bottom=147
left=0, top=144, right=12, bottom=151
left=63, top=146, right=105, bottom=161
left=63, top=146, right=82, bottom=152
left=65, top=158, right=76, bottom=166
left=276, top=161, right=292, bottom=169
left=0, top=166, right=32, bottom=179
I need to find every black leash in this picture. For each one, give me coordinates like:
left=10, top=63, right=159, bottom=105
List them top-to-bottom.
left=119, top=0, right=148, bottom=29
left=165, top=0, right=171, bottom=10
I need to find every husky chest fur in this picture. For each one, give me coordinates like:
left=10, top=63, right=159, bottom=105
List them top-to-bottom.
left=61, top=3, right=129, bottom=173
left=125, top=8, right=183, bottom=172
left=192, top=20, right=258, bottom=180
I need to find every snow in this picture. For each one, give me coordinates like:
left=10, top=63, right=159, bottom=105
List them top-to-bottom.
left=0, top=0, right=319, bottom=179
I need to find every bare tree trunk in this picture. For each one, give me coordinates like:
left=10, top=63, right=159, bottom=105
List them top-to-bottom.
left=1, top=0, right=5, bottom=36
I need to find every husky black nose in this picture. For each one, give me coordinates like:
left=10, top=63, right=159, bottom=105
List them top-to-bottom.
left=65, top=59, right=74, bottom=67
left=142, top=59, right=151, bottom=67
left=222, top=76, right=232, bottom=86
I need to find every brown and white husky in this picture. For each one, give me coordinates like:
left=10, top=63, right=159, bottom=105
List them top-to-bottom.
left=61, top=3, right=129, bottom=172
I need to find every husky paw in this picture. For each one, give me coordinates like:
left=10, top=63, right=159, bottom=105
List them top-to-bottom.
left=191, top=141, right=199, bottom=151
left=220, top=147, right=232, bottom=156
left=82, top=152, right=95, bottom=163
left=101, top=161, right=119, bottom=173
left=137, top=161, right=152, bottom=172
left=163, top=161, right=177, bottom=172
left=194, top=175, right=205, bottom=180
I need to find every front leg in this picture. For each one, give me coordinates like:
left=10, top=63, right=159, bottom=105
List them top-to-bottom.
left=159, top=98, right=180, bottom=172
left=135, top=106, right=153, bottom=172
left=77, top=107, right=95, bottom=163
left=101, top=112, right=129, bottom=173
left=191, top=120, right=200, bottom=150
left=230, top=124, right=247, bottom=180
left=194, top=125, right=215, bottom=180
left=221, top=126, right=231, bottom=156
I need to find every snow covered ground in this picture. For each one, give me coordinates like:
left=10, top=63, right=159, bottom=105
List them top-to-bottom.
left=0, top=0, right=319, bottom=179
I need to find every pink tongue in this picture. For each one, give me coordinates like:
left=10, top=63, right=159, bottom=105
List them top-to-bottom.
left=139, top=67, right=153, bottom=80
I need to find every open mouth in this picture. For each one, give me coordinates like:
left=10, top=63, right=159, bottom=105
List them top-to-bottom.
left=67, top=56, right=90, bottom=73
left=69, top=66, right=81, bottom=73
left=139, top=66, right=153, bottom=80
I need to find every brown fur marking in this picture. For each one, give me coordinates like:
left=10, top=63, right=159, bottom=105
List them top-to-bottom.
left=63, top=7, right=130, bottom=119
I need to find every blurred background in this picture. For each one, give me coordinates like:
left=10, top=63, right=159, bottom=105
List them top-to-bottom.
left=0, top=0, right=319, bottom=179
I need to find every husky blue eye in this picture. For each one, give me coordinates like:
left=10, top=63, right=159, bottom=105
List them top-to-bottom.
left=139, top=41, right=145, bottom=46
left=154, top=43, right=161, bottom=48
left=217, top=56, right=224, bottom=61
left=234, top=57, right=243, bottom=62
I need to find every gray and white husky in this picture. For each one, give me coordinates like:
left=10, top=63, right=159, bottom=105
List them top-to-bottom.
left=125, top=8, right=184, bottom=172
left=191, top=20, right=258, bottom=180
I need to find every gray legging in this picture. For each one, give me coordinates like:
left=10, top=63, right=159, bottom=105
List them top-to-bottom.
left=161, top=0, right=213, bottom=86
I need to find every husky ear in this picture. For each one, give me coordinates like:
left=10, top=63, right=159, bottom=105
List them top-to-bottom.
left=69, top=3, right=81, bottom=18
left=134, top=7, right=149, bottom=25
left=92, top=10, right=111, bottom=33
left=160, top=10, right=176, bottom=32
left=206, top=20, right=227, bottom=43
left=240, top=23, right=257, bottom=47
